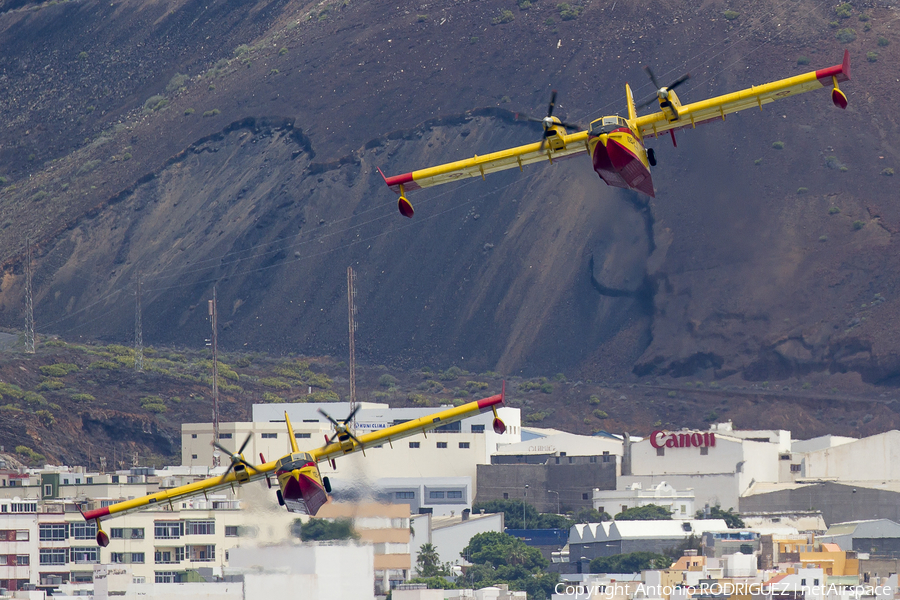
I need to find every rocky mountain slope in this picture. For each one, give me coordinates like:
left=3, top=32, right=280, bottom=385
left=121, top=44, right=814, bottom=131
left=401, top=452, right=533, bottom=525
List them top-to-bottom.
left=0, top=0, right=897, bottom=395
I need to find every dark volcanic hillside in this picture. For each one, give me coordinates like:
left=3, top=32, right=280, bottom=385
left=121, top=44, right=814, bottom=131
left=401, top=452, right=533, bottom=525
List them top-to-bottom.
left=0, top=0, right=898, bottom=392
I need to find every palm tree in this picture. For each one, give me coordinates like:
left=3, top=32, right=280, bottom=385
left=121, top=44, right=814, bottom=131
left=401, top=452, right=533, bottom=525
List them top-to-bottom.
left=417, top=543, right=441, bottom=577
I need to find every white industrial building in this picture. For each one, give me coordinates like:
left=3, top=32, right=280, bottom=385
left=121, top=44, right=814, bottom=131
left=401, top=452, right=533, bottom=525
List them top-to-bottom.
left=621, top=423, right=782, bottom=510
left=592, top=481, right=695, bottom=519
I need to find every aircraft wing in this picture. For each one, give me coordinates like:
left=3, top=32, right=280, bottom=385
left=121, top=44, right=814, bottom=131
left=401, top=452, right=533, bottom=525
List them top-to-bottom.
left=635, top=50, right=851, bottom=139
left=379, top=131, right=589, bottom=208
left=310, top=391, right=505, bottom=465
left=81, top=460, right=278, bottom=525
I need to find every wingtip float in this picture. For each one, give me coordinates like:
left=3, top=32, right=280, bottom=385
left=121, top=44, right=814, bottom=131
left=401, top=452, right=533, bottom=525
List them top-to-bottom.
left=380, top=50, right=851, bottom=216
left=80, top=389, right=507, bottom=541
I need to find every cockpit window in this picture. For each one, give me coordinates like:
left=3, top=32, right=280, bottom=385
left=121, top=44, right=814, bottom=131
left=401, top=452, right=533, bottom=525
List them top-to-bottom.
left=589, top=116, right=628, bottom=136
left=277, top=452, right=314, bottom=471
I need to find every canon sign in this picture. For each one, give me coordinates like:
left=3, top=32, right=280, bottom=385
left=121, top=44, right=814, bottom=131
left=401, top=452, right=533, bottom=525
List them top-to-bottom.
left=650, top=430, right=716, bottom=449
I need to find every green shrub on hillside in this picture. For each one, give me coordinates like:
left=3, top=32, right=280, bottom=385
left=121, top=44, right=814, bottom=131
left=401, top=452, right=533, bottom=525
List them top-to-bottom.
left=40, top=363, right=79, bottom=377
left=71, top=393, right=96, bottom=402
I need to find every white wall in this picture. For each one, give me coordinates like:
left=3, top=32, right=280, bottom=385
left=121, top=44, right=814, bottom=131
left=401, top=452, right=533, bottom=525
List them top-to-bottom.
left=803, top=431, right=900, bottom=480
left=434, top=513, right=504, bottom=567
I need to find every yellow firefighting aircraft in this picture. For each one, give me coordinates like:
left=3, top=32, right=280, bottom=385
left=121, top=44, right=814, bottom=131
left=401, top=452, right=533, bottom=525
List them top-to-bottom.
left=379, top=51, right=851, bottom=214
left=82, top=389, right=507, bottom=546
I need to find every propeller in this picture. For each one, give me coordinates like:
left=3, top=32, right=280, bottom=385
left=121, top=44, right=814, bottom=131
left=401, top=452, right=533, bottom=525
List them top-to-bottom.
left=637, top=67, right=690, bottom=109
left=516, top=90, right=582, bottom=151
left=319, top=406, right=365, bottom=449
left=211, top=432, right=257, bottom=484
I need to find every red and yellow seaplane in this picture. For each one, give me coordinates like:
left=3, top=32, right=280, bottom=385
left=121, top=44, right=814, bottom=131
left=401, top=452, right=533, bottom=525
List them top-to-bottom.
left=379, top=51, right=851, bottom=213
left=82, top=389, right=506, bottom=546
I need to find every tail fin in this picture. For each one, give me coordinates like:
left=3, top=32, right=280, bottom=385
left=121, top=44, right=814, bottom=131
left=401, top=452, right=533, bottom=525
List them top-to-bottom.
left=625, top=83, right=637, bottom=121
left=285, top=411, right=299, bottom=453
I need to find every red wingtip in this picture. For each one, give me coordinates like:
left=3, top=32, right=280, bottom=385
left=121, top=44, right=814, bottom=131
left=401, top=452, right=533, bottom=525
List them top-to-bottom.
left=832, top=88, right=848, bottom=110
left=398, top=196, right=414, bottom=218
left=96, top=530, right=110, bottom=547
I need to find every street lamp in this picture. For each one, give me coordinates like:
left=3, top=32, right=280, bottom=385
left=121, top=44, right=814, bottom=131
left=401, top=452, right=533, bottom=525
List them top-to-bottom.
left=523, top=484, right=529, bottom=529
left=547, top=489, right=560, bottom=514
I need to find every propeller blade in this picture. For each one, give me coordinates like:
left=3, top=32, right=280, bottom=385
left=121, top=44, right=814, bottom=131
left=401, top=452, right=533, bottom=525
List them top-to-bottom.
left=643, top=66, right=660, bottom=90
left=667, top=73, right=690, bottom=90
left=547, top=90, right=557, bottom=117
left=636, top=94, right=659, bottom=109
left=516, top=113, right=544, bottom=124
left=557, top=120, right=583, bottom=130
left=343, top=405, right=361, bottom=424
left=317, top=408, right=341, bottom=428
left=348, top=432, right=365, bottom=448
left=237, top=433, right=252, bottom=456
left=211, top=441, right=231, bottom=455
left=218, top=462, right=235, bottom=484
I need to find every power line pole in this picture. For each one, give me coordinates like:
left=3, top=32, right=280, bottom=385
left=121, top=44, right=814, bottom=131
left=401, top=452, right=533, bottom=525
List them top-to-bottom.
left=24, top=238, right=35, bottom=354
left=347, top=267, right=357, bottom=428
left=134, top=274, right=143, bottom=372
left=208, top=287, right=220, bottom=468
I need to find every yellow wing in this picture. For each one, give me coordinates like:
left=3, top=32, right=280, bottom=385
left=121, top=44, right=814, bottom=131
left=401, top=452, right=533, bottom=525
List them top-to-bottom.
left=635, top=50, right=851, bottom=139
left=380, top=124, right=589, bottom=215
left=310, top=391, right=505, bottom=465
left=82, top=460, right=277, bottom=525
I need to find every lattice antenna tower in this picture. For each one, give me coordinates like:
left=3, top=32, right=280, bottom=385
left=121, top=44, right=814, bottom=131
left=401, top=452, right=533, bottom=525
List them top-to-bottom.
left=24, top=237, right=35, bottom=354
left=347, top=266, right=358, bottom=429
left=134, top=273, right=143, bottom=372
left=208, top=287, right=220, bottom=468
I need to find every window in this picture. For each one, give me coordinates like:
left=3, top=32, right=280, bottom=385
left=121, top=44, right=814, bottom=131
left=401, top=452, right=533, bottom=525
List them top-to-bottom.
left=471, top=424, right=485, bottom=433
left=262, top=432, right=277, bottom=439
left=219, top=433, right=232, bottom=439
left=295, top=433, right=311, bottom=439
left=191, top=434, right=197, bottom=439
left=409, top=442, right=420, bottom=449
left=436, top=442, right=448, bottom=449
left=459, top=442, right=470, bottom=449
left=656, top=447, right=665, bottom=456
left=700, top=447, right=709, bottom=456
left=191, top=455, right=198, bottom=460
left=590, top=456, right=597, bottom=463
left=791, top=464, right=802, bottom=472
left=43, top=484, right=53, bottom=497
left=429, top=491, right=445, bottom=499
left=447, top=491, right=463, bottom=499
left=395, top=492, right=415, bottom=499
left=503, top=493, right=509, bottom=499
left=583, top=493, right=589, bottom=500
left=11, top=502, right=37, bottom=512
left=681, top=504, right=687, bottom=514
left=598, top=507, right=604, bottom=514
left=186, top=520, right=215, bottom=535
left=72, top=521, right=97, bottom=540
left=155, top=521, right=184, bottom=540
left=40, top=523, right=68, bottom=541
left=225, top=526, right=239, bottom=537
left=111, top=527, right=144, bottom=539
left=0, top=530, right=29, bottom=541
left=189, top=545, right=216, bottom=562
left=72, top=547, right=99, bottom=564
left=39, top=548, right=67, bottom=565
left=155, top=548, right=185, bottom=564
left=131, top=552, right=145, bottom=564
left=111, top=553, right=125, bottom=563
left=17, top=555, right=29, bottom=566
left=155, top=572, right=182, bottom=583
left=801, top=579, right=806, bottom=586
